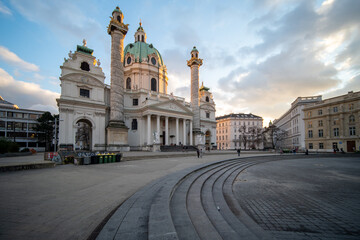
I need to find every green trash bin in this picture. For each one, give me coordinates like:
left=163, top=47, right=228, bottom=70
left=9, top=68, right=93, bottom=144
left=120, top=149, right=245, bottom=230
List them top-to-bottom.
left=99, top=155, right=103, bottom=164
left=104, top=155, right=108, bottom=163
left=111, top=155, right=115, bottom=162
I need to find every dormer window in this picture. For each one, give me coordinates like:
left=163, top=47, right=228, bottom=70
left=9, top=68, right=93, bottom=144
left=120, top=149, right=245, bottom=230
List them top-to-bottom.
left=127, top=57, right=131, bottom=65
left=80, top=62, right=90, bottom=71
left=205, top=96, right=209, bottom=102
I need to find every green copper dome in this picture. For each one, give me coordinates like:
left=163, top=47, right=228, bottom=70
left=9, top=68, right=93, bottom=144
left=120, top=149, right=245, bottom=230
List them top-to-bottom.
left=124, top=41, right=164, bottom=66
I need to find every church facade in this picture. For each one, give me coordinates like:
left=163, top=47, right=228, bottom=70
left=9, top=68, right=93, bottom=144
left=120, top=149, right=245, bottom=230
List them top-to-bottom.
left=57, top=7, right=216, bottom=151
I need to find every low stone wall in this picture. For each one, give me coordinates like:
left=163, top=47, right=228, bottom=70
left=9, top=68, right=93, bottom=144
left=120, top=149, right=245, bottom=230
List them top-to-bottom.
left=0, top=152, right=32, bottom=158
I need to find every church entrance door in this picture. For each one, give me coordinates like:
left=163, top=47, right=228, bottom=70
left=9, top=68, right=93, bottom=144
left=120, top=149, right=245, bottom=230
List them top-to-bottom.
left=75, top=119, right=92, bottom=151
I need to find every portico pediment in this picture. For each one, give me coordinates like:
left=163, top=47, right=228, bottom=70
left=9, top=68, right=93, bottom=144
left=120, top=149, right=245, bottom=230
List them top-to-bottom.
left=148, top=99, right=193, bottom=115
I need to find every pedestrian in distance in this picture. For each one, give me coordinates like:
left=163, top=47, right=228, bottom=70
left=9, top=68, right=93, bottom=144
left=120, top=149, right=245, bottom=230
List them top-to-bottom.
left=196, top=148, right=200, bottom=158
left=237, top=148, right=240, bottom=157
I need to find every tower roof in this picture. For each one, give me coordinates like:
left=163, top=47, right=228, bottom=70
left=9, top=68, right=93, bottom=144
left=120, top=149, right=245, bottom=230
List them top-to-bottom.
left=112, top=6, right=122, bottom=15
left=191, top=46, right=199, bottom=52
left=199, top=81, right=210, bottom=91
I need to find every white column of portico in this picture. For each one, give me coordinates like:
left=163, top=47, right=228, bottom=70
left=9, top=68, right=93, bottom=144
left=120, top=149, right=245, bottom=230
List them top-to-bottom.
left=147, top=114, right=151, bottom=145
left=156, top=115, right=160, bottom=143
left=165, top=116, right=169, bottom=145
left=176, top=118, right=179, bottom=145
left=183, top=119, right=186, bottom=145
left=190, top=120, right=193, bottom=145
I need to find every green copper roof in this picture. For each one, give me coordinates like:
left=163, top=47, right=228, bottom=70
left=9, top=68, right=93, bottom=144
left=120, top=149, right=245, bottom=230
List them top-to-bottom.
left=113, top=6, right=122, bottom=14
left=124, top=41, right=164, bottom=66
left=76, top=45, right=94, bottom=55
left=191, top=46, right=198, bottom=52
left=200, top=82, right=210, bottom=91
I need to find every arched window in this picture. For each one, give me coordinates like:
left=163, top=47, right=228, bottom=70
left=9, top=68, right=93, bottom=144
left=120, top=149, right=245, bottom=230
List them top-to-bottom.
left=117, top=16, right=121, bottom=22
left=138, top=35, right=140, bottom=42
left=141, top=35, right=144, bottom=42
left=196, top=53, right=198, bottom=58
left=80, top=62, right=90, bottom=71
left=126, top=77, right=131, bottom=90
left=151, top=78, right=157, bottom=92
left=205, top=96, right=209, bottom=102
left=349, top=115, right=355, bottom=123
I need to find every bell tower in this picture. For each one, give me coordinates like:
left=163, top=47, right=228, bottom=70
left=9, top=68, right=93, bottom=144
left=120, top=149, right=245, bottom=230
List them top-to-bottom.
left=106, top=6, right=130, bottom=151
left=187, top=46, right=204, bottom=147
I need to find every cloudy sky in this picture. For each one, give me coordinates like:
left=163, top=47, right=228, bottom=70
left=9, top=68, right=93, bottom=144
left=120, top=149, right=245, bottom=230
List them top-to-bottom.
left=0, top=0, right=359, bottom=125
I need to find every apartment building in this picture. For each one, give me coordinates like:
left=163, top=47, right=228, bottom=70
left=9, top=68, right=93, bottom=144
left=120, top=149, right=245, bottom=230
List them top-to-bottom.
left=303, top=91, right=360, bottom=152
left=273, top=96, right=322, bottom=150
left=216, top=113, right=263, bottom=150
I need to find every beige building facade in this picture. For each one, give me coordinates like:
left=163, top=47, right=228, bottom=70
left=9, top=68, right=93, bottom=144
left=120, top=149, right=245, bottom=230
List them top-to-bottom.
left=303, top=91, right=360, bottom=152
left=216, top=113, right=263, bottom=150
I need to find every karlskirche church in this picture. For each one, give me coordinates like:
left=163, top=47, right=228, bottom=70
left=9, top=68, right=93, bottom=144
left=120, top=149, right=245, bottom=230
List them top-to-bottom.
left=57, top=7, right=216, bottom=151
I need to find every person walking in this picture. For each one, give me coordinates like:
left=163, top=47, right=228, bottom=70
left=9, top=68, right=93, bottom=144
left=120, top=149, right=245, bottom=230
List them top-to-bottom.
left=197, top=148, right=200, bottom=158
left=237, top=148, right=241, bottom=157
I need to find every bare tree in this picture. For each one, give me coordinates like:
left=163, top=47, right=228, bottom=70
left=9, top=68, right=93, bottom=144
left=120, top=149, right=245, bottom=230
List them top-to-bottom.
left=262, top=124, right=288, bottom=149
left=248, top=126, right=263, bottom=149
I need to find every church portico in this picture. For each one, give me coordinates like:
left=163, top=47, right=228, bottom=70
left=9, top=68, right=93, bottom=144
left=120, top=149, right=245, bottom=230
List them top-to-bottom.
left=141, top=112, right=192, bottom=147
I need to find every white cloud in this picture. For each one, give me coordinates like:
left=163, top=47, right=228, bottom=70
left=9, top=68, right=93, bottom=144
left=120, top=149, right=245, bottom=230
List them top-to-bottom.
left=9, top=0, right=102, bottom=39
left=0, top=1, right=11, bottom=15
left=0, top=46, right=39, bottom=72
left=0, top=68, right=59, bottom=113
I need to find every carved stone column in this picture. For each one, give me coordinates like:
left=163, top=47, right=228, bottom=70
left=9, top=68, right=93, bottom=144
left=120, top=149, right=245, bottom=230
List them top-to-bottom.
left=106, top=7, right=130, bottom=151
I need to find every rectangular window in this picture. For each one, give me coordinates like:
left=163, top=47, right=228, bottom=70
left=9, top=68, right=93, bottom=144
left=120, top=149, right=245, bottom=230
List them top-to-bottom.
left=80, top=88, right=90, bottom=98
left=133, top=98, right=138, bottom=106
left=349, top=103, right=354, bottom=110
left=333, top=106, right=338, bottom=112
left=318, top=109, right=322, bottom=115
left=0, top=111, right=5, bottom=117
left=307, top=111, right=312, bottom=117
left=7, top=112, right=13, bottom=118
left=206, top=112, right=210, bottom=118
left=29, top=114, right=38, bottom=120
left=131, top=119, right=138, bottom=130
left=0, top=120, right=5, bottom=130
left=318, top=120, right=323, bottom=127
left=308, top=121, right=312, bottom=128
left=7, top=122, right=13, bottom=130
left=349, top=127, right=356, bottom=136
left=334, top=128, right=339, bottom=137
left=318, top=129, right=323, bottom=137
left=308, top=130, right=313, bottom=138
left=309, top=143, right=313, bottom=149
left=319, top=143, right=324, bottom=149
